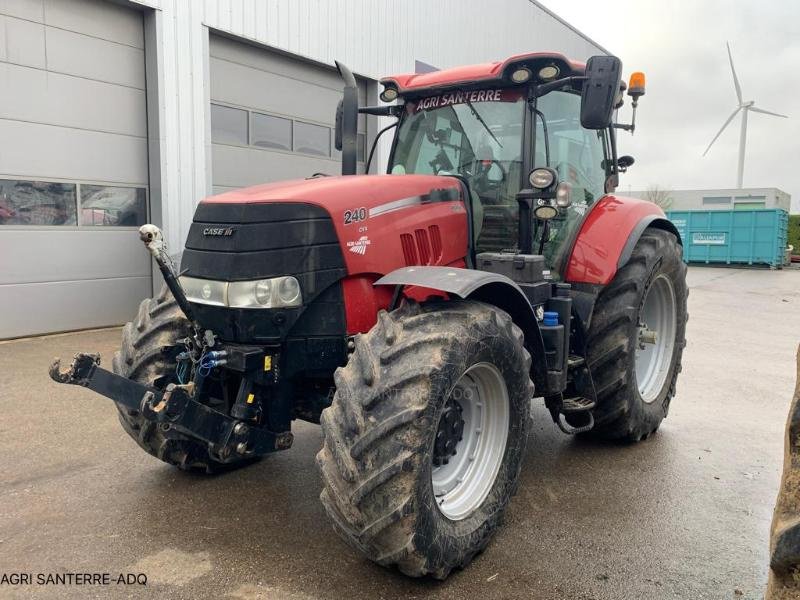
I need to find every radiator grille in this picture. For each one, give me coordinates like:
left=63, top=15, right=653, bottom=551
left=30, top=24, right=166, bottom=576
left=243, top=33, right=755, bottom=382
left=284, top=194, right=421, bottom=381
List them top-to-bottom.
left=400, top=225, right=443, bottom=266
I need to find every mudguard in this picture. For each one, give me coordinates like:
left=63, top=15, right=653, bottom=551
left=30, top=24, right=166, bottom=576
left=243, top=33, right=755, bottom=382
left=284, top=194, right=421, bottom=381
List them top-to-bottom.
left=565, top=195, right=682, bottom=286
left=375, top=266, right=549, bottom=392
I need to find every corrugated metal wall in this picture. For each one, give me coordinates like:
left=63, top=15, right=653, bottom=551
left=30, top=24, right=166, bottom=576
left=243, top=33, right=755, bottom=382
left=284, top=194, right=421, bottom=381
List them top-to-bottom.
left=132, top=0, right=607, bottom=250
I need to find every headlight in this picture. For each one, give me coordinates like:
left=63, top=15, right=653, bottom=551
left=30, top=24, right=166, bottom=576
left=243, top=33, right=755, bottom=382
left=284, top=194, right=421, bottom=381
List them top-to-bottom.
left=510, top=67, right=532, bottom=83
left=380, top=86, right=398, bottom=102
left=529, top=168, right=556, bottom=189
left=556, top=182, right=573, bottom=207
left=534, top=204, right=558, bottom=220
left=179, top=276, right=303, bottom=309
left=180, top=276, right=226, bottom=306
left=278, top=277, right=301, bottom=304
left=255, top=280, right=272, bottom=305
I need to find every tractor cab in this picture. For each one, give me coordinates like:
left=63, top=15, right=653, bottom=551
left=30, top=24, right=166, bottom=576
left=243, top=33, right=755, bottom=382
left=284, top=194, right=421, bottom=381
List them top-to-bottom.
left=340, top=53, right=642, bottom=279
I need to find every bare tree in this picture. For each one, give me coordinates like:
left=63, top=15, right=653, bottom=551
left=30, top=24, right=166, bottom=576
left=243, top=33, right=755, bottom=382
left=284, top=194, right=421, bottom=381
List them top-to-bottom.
left=643, top=186, right=674, bottom=210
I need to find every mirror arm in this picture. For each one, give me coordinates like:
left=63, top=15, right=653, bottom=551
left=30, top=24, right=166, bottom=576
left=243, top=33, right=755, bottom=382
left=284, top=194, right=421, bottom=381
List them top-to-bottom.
left=534, top=75, right=586, bottom=98
left=613, top=97, right=639, bottom=134
left=359, top=105, right=403, bottom=117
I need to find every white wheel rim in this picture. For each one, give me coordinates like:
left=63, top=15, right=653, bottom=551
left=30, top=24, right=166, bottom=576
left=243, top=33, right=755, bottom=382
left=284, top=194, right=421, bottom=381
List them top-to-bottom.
left=635, top=274, right=677, bottom=403
left=431, top=362, right=509, bottom=521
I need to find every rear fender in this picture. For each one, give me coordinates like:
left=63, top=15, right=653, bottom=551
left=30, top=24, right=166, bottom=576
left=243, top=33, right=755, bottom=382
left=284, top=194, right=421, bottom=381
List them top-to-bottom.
left=565, top=195, right=682, bottom=286
left=375, top=266, right=548, bottom=391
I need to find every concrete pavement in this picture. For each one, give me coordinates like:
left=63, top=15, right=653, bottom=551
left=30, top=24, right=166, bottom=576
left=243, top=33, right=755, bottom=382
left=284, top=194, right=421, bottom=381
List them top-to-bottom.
left=1, top=266, right=798, bottom=599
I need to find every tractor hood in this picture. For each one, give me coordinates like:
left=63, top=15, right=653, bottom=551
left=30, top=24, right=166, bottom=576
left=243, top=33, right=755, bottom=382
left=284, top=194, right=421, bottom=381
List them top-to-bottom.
left=190, top=173, right=468, bottom=276
left=201, top=174, right=463, bottom=215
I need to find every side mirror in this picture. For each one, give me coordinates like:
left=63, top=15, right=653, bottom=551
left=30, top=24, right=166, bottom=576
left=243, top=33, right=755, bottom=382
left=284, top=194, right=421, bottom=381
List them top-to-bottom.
left=580, top=55, right=622, bottom=129
left=618, top=155, right=635, bottom=171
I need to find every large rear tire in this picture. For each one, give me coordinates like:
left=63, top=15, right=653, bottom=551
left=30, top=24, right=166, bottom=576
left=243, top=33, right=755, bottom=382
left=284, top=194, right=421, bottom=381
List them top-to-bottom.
left=584, top=228, right=688, bottom=441
left=111, top=286, right=250, bottom=472
left=316, top=300, right=533, bottom=578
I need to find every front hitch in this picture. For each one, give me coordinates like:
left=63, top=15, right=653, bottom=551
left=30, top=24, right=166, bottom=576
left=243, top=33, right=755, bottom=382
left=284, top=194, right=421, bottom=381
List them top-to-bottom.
left=49, top=353, right=293, bottom=460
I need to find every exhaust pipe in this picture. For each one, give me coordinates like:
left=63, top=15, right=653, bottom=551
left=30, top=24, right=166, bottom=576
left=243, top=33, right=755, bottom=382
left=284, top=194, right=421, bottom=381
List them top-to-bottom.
left=335, top=61, right=358, bottom=176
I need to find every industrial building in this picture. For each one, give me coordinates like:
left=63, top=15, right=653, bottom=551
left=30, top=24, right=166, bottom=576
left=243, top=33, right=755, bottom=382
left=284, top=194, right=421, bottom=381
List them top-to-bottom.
left=0, top=0, right=607, bottom=339
left=626, top=187, right=791, bottom=212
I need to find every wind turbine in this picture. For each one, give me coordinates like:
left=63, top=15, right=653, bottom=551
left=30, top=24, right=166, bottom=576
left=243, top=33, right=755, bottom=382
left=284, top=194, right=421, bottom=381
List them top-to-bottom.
left=703, top=42, right=788, bottom=188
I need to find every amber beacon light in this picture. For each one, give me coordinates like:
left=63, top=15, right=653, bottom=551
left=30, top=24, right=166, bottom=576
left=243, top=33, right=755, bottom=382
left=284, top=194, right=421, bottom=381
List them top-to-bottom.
left=628, top=72, right=646, bottom=98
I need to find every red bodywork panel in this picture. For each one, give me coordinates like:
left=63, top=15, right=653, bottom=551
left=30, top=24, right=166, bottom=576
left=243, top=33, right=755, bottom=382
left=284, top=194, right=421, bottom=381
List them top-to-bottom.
left=382, top=52, right=585, bottom=95
left=201, top=175, right=468, bottom=333
left=565, top=195, right=668, bottom=286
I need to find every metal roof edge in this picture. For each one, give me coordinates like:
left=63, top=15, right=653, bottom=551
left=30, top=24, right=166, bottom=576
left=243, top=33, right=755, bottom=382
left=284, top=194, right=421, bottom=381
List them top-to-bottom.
left=527, top=0, right=612, bottom=56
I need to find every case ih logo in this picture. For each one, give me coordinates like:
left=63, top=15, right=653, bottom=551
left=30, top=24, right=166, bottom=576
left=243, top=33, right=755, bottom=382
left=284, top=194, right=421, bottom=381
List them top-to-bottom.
left=203, top=227, right=235, bottom=237
left=347, top=236, right=371, bottom=255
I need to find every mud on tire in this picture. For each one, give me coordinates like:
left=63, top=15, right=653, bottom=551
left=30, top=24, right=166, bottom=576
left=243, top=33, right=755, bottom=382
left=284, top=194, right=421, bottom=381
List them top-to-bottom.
left=584, top=228, right=688, bottom=442
left=111, top=285, right=248, bottom=472
left=316, top=300, right=534, bottom=578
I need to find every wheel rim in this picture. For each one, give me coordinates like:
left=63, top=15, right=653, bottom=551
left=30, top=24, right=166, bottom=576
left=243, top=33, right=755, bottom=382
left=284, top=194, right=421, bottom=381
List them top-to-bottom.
left=635, top=274, right=677, bottom=403
left=431, top=362, right=509, bottom=521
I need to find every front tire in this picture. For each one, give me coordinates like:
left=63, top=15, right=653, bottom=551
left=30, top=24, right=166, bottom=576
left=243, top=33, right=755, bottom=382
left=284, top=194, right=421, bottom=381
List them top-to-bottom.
left=584, top=228, right=688, bottom=441
left=112, top=286, right=251, bottom=472
left=317, top=300, right=533, bottom=578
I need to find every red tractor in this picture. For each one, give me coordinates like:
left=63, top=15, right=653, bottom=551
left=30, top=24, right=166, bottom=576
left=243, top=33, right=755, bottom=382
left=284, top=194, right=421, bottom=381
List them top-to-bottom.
left=51, top=52, right=687, bottom=578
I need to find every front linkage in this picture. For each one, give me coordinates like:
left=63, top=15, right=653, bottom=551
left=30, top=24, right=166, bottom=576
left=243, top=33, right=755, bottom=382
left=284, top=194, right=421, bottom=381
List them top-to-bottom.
left=49, top=224, right=292, bottom=463
left=49, top=353, right=292, bottom=461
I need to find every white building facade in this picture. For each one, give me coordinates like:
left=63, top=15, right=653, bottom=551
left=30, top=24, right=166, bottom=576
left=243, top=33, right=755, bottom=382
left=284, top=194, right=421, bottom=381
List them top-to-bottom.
left=0, top=0, right=607, bottom=338
left=628, top=188, right=791, bottom=213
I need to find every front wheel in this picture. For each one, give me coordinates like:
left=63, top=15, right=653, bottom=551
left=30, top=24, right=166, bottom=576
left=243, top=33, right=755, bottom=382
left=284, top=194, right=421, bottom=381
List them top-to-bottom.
left=584, top=228, right=688, bottom=441
left=316, top=300, right=533, bottom=578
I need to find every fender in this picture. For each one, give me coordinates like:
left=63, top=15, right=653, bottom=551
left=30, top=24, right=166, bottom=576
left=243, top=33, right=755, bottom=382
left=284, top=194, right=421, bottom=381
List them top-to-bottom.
left=565, top=195, right=682, bottom=286
left=375, top=266, right=548, bottom=392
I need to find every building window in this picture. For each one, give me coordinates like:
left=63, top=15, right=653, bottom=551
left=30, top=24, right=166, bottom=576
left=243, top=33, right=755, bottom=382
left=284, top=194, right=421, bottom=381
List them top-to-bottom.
left=211, top=104, right=248, bottom=145
left=252, top=112, right=292, bottom=151
left=293, top=121, right=331, bottom=157
left=333, top=132, right=368, bottom=163
left=0, top=179, right=77, bottom=225
left=80, top=185, right=147, bottom=226
left=702, top=196, right=732, bottom=205
left=734, top=202, right=766, bottom=211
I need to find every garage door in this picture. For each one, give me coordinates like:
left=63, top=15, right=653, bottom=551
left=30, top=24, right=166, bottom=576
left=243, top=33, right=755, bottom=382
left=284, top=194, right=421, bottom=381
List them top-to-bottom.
left=0, top=0, right=150, bottom=339
left=209, top=35, right=374, bottom=194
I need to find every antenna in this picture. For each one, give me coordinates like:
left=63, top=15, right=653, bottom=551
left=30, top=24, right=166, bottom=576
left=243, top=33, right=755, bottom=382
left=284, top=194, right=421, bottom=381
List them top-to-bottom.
left=702, top=42, right=788, bottom=188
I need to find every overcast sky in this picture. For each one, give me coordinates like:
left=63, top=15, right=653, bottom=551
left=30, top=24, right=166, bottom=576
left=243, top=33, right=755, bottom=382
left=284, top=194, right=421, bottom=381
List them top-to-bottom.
left=539, top=0, right=800, bottom=210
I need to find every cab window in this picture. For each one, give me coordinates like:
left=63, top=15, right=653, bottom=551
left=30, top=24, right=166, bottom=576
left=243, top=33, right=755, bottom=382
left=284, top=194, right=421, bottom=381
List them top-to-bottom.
left=535, top=91, right=607, bottom=203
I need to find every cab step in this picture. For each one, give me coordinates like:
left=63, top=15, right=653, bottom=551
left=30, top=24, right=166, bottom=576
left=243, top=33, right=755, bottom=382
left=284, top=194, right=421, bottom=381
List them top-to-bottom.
left=556, top=396, right=596, bottom=434
left=561, top=396, right=596, bottom=413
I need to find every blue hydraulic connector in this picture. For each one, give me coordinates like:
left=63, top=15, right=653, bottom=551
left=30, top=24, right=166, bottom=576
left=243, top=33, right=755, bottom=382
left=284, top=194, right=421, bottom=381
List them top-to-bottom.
left=542, top=311, right=559, bottom=327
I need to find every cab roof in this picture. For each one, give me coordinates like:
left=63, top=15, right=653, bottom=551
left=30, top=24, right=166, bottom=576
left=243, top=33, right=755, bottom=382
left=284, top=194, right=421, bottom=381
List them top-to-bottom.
left=380, top=52, right=586, bottom=97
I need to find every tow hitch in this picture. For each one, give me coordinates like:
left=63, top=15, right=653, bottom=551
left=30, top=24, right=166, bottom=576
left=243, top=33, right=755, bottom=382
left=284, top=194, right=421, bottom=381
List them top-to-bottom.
left=49, top=353, right=293, bottom=461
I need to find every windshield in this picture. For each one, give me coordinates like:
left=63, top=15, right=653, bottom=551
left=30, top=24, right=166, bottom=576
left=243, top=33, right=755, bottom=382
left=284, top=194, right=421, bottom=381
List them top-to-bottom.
left=389, top=89, right=609, bottom=276
left=389, top=90, right=526, bottom=251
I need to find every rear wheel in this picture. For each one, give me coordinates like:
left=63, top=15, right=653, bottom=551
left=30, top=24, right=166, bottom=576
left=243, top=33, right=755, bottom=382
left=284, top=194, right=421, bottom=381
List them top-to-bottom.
left=584, top=228, right=688, bottom=441
left=112, top=286, right=251, bottom=472
left=316, top=300, right=533, bottom=578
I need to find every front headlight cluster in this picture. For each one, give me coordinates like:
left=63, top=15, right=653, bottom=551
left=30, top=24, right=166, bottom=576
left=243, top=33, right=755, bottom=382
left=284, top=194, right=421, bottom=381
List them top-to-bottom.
left=179, top=275, right=303, bottom=309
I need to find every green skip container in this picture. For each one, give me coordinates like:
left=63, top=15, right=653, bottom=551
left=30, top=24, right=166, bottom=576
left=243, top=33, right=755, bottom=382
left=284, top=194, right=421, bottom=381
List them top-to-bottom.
left=666, top=209, right=788, bottom=268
